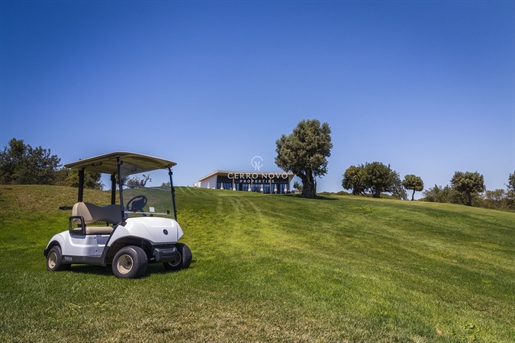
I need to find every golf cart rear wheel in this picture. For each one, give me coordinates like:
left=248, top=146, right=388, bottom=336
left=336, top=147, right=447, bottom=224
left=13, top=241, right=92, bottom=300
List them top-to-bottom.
left=163, top=243, right=192, bottom=271
left=46, top=246, right=70, bottom=271
left=112, top=246, right=148, bottom=278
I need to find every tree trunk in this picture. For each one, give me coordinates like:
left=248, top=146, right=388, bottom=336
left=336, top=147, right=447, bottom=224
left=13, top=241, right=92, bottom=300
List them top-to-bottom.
left=301, top=171, right=316, bottom=198
left=301, top=182, right=316, bottom=198
left=373, top=189, right=381, bottom=198
left=411, top=189, right=416, bottom=201
left=466, top=192, right=472, bottom=206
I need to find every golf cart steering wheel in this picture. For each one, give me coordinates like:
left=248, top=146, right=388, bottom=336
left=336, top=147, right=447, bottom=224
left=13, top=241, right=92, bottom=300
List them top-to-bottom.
left=126, top=195, right=148, bottom=213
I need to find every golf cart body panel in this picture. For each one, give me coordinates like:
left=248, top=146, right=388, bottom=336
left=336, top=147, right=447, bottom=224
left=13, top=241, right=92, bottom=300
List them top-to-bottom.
left=44, top=152, right=191, bottom=278
left=112, top=217, right=184, bottom=244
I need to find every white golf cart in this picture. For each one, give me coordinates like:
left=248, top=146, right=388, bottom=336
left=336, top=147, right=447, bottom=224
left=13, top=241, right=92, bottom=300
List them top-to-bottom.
left=44, top=152, right=192, bottom=278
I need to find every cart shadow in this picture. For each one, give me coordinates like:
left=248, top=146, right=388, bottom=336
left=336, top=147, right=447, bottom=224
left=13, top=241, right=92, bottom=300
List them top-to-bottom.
left=286, top=194, right=339, bottom=201
left=64, top=260, right=197, bottom=278
left=65, top=264, right=112, bottom=276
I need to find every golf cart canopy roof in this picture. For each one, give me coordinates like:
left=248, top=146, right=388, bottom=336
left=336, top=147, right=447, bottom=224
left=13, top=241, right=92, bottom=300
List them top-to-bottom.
left=65, top=152, right=177, bottom=176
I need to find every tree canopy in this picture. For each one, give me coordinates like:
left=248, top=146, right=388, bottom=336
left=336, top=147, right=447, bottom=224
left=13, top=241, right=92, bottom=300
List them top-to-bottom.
left=275, top=119, right=332, bottom=198
left=0, top=138, right=61, bottom=185
left=0, top=138, right=103, bottom=189
left=342, top=162, right=406, bottom=199
left=362, top=162, right=395, bottom=198
left=342, top=164, right=367, bottom=195
left=55, top=168, right=103, bottom=190
left=389, top=171, right=408, bottom=200
left=450, top=171, right=485, bottom=206
left=508, top=172, right=515, bottom=193
left=126, top=174, right=152, bottom=189
left=402, top=174, right=424, bottom=201
left=422, top=185, right=454, bottom=203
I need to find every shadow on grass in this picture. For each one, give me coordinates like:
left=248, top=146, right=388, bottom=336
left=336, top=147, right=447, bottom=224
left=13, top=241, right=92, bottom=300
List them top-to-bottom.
left=284, top=194, right=339, bottom=201
left=314, top=195, right=339, bottom=201
left=64, top=260, right=197, bottom=278
left=144, top=263, right=195, bottom=276
left=65, top=264, right=112, bottom=276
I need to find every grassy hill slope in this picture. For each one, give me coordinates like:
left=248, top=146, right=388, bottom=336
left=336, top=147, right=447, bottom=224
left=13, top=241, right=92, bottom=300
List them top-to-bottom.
left=0, top=185, right=514, bottom=342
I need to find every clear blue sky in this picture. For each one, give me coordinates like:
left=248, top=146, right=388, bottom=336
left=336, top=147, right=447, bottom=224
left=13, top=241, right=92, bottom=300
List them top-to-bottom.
left=1, top=0, right=514, bottom=196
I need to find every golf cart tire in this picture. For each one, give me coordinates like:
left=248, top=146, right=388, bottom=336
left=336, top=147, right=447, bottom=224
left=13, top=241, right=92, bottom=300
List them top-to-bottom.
left=163, top=243, right=192, bottom=271
left=46, top=246, right=70, bottom=272
left=112, top=246, right=148, bottom=279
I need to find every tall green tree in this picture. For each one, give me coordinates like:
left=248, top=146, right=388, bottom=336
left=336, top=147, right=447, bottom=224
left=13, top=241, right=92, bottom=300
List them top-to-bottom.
left=275, top=119, right=332, bottom=198
left=0, top=138, right=60, bottom=185
left=363, top=162, right=395, bottom=198
left=342, top=164, right=367, bottom=195
left=55, top=168, right=102, bottom=190
left=390, top=171, right=408, bottom=200
left=450, top=171, right=485, bottom=206
left=506, top=172, right=515, bottom=210
left=508, top=172, right=515, bottom=193
left=126, top=174, right=152, bottom=189
left=402, top=174, right=424, bottom=201
left=422, top=184, right=470, bottom=205
left=422, top=185, right=448, bottom=203
left=483, top=189, right=509, bottom=210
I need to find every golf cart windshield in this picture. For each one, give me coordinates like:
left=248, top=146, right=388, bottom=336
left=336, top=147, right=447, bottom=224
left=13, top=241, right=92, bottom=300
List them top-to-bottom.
left=65, top=152, right=178, bottom=220
left=123, top=189, right=174, bottom=219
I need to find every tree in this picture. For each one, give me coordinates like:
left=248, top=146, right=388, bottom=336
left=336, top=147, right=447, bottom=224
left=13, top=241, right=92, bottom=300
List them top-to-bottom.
left=275, top=119, right=332, bottom=198
left=0, top=138, right=60, bottom=185
left=343, top=162, right=405, bottom=199
left=363, top=162, right=394, bottom=198
left=342, top=164, right=367, bottom=195
left=55, top=168, right=103, bottom=190
left=389, top=171, right=407, bottom=200
left=450, top=171, right=485, bottom=206
left=506, top=172, right=515, bottom=210
left=508, top=172, right=515, bottom=193
left=126, top=174, right=152, bottom=189
left=140, top=174, right=151, bottom=187
left=402, top=174, right=424, bottom=201
left=126, top=177, right=140, bottom=189
left=293, top=181, right=303, bottom=192
left=422, top=184, right=469, bottom=204
left=422, top=185, right=445, bottom=203
left=483, top=189, right=508, bottom=210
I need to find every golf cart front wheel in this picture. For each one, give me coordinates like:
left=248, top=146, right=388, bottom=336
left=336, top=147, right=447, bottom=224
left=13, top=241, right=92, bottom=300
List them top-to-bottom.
left=163, top=243, right=192, bottom=271
left=46, top=246, right=70, bottom=271
left=112, top=246, right=148, bottom=278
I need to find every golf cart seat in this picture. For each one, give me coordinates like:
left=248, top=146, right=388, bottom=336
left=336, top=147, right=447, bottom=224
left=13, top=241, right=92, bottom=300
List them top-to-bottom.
left=70, top=202, right=122, bottom=235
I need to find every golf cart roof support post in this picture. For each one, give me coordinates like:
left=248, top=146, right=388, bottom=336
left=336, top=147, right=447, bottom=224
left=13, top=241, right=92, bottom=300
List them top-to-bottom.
left=117, top=158, right=125, bottom=212
left=168, top=167, right=177, bottom=220
left=78, top=169, right=85, bottom=202
left=110, top=173, right=116, bottom=205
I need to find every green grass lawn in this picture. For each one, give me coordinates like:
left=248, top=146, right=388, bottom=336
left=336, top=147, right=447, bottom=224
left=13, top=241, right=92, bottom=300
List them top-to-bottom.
left=0, top=185, right=514, bottom=342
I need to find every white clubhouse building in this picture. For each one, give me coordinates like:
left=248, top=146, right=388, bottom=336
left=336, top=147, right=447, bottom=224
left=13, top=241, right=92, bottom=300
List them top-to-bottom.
left=196, top=170, right=295, bottom=194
